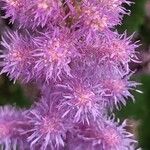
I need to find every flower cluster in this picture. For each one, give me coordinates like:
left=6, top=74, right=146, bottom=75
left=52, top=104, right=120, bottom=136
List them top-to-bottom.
left=0, top=0, right=140, bottom=150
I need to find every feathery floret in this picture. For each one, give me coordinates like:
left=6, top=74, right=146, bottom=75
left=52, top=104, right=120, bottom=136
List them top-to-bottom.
left=0, top=0, right=141, bottom=149
left=1, top=0, right=27, bottom=23
left=2, top=0, right=65, bottom=28
left=21, top=0, right=64, bottom=28
left=70, top=0, right=131, bottom=32
left=32, top=28, right=78, bottom=81
left=0, top=31, right=35, bottom=83
left=57, top=65, right=104, bottom=124
left=98, top=73, right=139, bottom=109
left=25, top=99, right=71, bottom=150
left=0, top=105, right=27, bottom=150
left=67, top=117, right=137, bottom=150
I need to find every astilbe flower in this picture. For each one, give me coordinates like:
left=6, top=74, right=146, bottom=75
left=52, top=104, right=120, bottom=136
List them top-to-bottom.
left=0, top=0, right=141, bottom=149
left=1, top=0, right=27, bottom=23
left=1, top=0, right=65, bottom=28
left=19, top=0, right=65, bottom=28
left=69, top=0, right=132, bottom=34
left=32, top=27, right=78, bottom=81
left=75, top=30, right=139, bottom=74
left=0, top=31, right=35, bottom=83
left=98, top=32, right=139, bottom=64
left=98, top=32, right=140, bottom=73
left=56, top=64, right=104, bottom=124
left=97, top=68, right=140, bottom=109
left=24, top=99, right=71, bottom=150
left=0, top=105, right=28, bottom=150
left=66, top=117, right=136, bottom=150
left=99, top=120, right=136, bottom=150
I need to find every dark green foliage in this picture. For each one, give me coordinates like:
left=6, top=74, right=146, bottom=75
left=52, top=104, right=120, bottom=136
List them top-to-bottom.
left=118, top=0, right=148, bottom=34
left=0, top=75, right=31, bottom=108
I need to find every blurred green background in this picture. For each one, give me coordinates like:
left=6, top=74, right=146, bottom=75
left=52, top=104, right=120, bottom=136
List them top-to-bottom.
left=0, top=0, right=150, bottom=149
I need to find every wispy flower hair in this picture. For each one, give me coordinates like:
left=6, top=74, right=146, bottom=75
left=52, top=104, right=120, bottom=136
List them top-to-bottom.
left=0, top=0, right=141, bottom=149
left=0, top=31, right=35, bottom=83
left=0, top=105, right=27, bottom=150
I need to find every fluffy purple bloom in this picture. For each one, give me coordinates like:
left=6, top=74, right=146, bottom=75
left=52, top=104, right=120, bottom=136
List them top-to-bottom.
left=0, top=0, right=141, bottom=149
left=1, top=0, right=27, bottom=23
left=1, top=0, right=65, bottom=28
left=20, top=0, right=65, bottom=28
left=69, top=0, right=132, bottom=32
left=32, top=28, right=78, bottom=81
left=75, top=30, right=139, bottom=73
left=0, top=31, right=35, bottom=83
left=97, top=32, right=140, bottom=69
left=56, top=64, right=104, bottom=124
left=98, top=72, right=140, bottom=109
left=24, top=99, right=71, bottom=150
left=0, top=105, right=27, bottom=150
left=66, top=117, right=137, bottom=150
left=95, top=118, right=136, bottom=150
